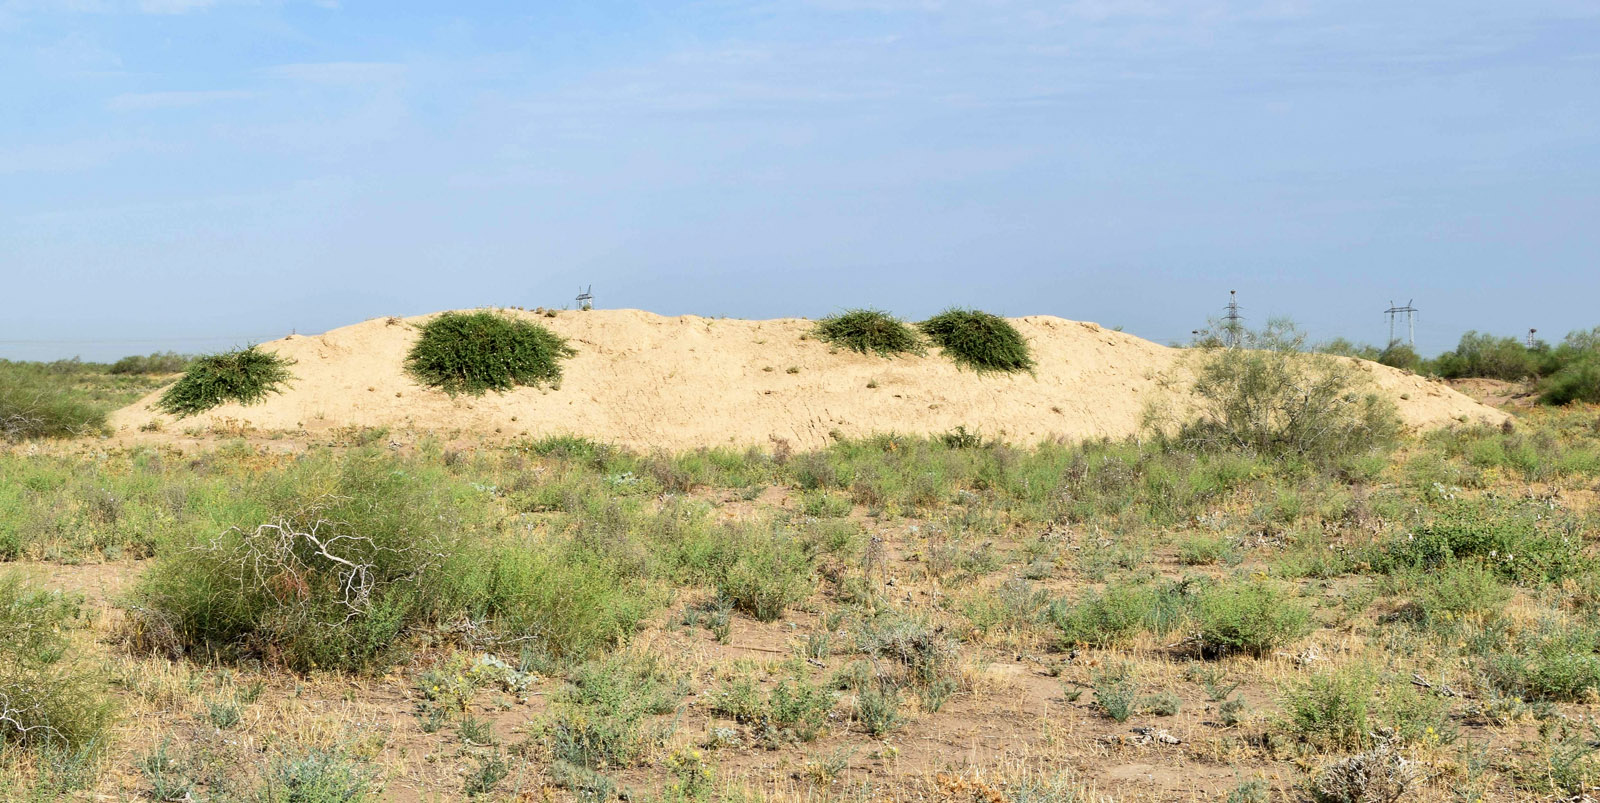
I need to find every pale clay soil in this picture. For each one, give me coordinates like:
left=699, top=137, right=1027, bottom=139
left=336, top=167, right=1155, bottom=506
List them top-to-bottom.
left=108, top=309, right=1506, bottom=450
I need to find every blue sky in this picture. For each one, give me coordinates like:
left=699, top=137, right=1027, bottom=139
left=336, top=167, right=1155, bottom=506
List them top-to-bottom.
left=3, top=1, right=1597, bottom=360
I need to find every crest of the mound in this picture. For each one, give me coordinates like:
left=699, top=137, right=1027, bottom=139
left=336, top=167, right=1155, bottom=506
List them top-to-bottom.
left=109, top=309, right=1506, bottom=449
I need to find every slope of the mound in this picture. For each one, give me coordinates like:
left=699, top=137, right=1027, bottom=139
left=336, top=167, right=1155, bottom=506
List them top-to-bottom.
left=109, top=309, right=1506, bottom=450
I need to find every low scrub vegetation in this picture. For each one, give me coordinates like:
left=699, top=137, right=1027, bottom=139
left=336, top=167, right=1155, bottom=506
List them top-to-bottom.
left=813, top=308, right=925, bottom=357
left=918, top=308, right=1033, bottom=373
left=405, top=310, right=575, bottom=395
left=1173, top=320, right=1401, bottom=466
left=1321, top=324, right=1600, bottom=406
left=156, top=345, right=295, bottom=417
left=108, top=351, right=190, bottom=375
left=0, top=362, right=107, bottom=441
left=3, top=393, right=1599, bottom=799
left=127, top=450, right=649, bottom=671
left=0, top=573, right=113, bottom=754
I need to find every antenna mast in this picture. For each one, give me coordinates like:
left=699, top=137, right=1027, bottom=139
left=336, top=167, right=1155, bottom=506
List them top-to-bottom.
left=1222, top=290, right=1244, bottom=348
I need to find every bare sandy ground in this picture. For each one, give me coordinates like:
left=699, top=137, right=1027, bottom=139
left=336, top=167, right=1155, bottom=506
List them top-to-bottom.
left=108, top=309, right=1506, bottom=450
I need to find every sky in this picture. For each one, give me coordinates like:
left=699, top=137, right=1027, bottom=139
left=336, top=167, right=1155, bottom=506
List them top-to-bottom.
left=3, top=0, right=1598, bottom=361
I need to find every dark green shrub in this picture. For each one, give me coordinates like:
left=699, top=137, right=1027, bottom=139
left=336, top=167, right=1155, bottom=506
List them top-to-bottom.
left=813, top=308, right=925, bottom=357
left=919, top=308, right=1033, bottom=373
left=405, top=310, right=574, bottom=396
left=1175, top=321, right=1401, bottom=466
left=1432, top=331, right=1537, bottom=380
left=1378, top=342, right=1421, bottom=372
left=156, top=345, right=295, bottom=417
left=1539, top=355, right=1600, bottom=406
left=0, top=365, right=107, bottom=441
left=0, top=573, right=113, bottom=752
left=1194, top=580, right=1310, bottom=657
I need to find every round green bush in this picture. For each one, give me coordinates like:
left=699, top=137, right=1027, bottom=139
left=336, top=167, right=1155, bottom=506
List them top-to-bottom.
left=919, top=308, right=1033, bottom=373
left=813, top=309, right=925, bottom=357
left=406, top=311, right=575, bottom=396
left=156, top=345, right=295, bottom=418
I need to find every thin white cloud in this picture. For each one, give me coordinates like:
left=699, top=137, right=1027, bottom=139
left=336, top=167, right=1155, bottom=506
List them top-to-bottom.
left=136, top=0, right=211, bottom=13
left=265, top=61, right=406, bottom=85
left=107, top=89, right=253, bottom=110
left=0, top=137, right=143, bottom=174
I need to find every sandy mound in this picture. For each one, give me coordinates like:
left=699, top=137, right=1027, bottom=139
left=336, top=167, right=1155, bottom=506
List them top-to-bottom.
left=109, top=309, right=1506, bottom=450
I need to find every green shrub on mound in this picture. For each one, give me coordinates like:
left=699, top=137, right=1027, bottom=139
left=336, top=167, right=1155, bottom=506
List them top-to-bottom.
left=919, top=308, right=1034, bottom=373
left=813, top=309, right=926, bottom=357
left=406, top=311, right=575, bottom=396
left=156, top=346, right=295, bottom=418
left=0, top=364, right=107, bottom=441
left=0, top=572, right=113, bottom=752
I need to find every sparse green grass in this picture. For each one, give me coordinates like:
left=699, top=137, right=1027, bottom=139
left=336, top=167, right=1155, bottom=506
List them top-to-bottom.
left=918, top=308, right=1033, bottom=373
left=812, top=309, right=926, bottom=357
left=405, top=310, right=575, bottom=395
left=156, top=345, right=295, bottom=417
left=3, top=397, right=1599, bottom=800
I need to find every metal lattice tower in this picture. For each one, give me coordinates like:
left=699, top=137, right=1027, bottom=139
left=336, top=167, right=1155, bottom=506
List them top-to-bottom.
left=576, top=285, right=593, bottom=311
left=1222, top=290, right=1244, bottom=348
left=1383, top=299, right=1417, bottom=348
left=1528, top=328, right=1538, bottom=348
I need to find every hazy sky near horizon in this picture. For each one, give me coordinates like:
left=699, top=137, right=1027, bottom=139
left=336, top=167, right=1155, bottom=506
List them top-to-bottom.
left=3, top=1, right=1598, bottom=361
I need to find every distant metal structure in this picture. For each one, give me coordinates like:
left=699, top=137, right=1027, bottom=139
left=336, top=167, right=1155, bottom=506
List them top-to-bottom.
left=576, top=285, right=594, bottom=311
left=1222, top=290, right=1244, bottom=348
left=1384, top=299, right=1418, bottom=348
left=1528, top=328, right=1538, bottom=348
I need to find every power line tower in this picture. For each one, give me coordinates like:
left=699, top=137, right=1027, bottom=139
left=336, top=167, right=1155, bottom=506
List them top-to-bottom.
left=576, top=285, right=593, bottom=311
left=1221, top=290, right=1244, bottom=348
left=1384, top=300, right=1417, bottom=348
left=1528, top=328, right=1538, bottom=348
